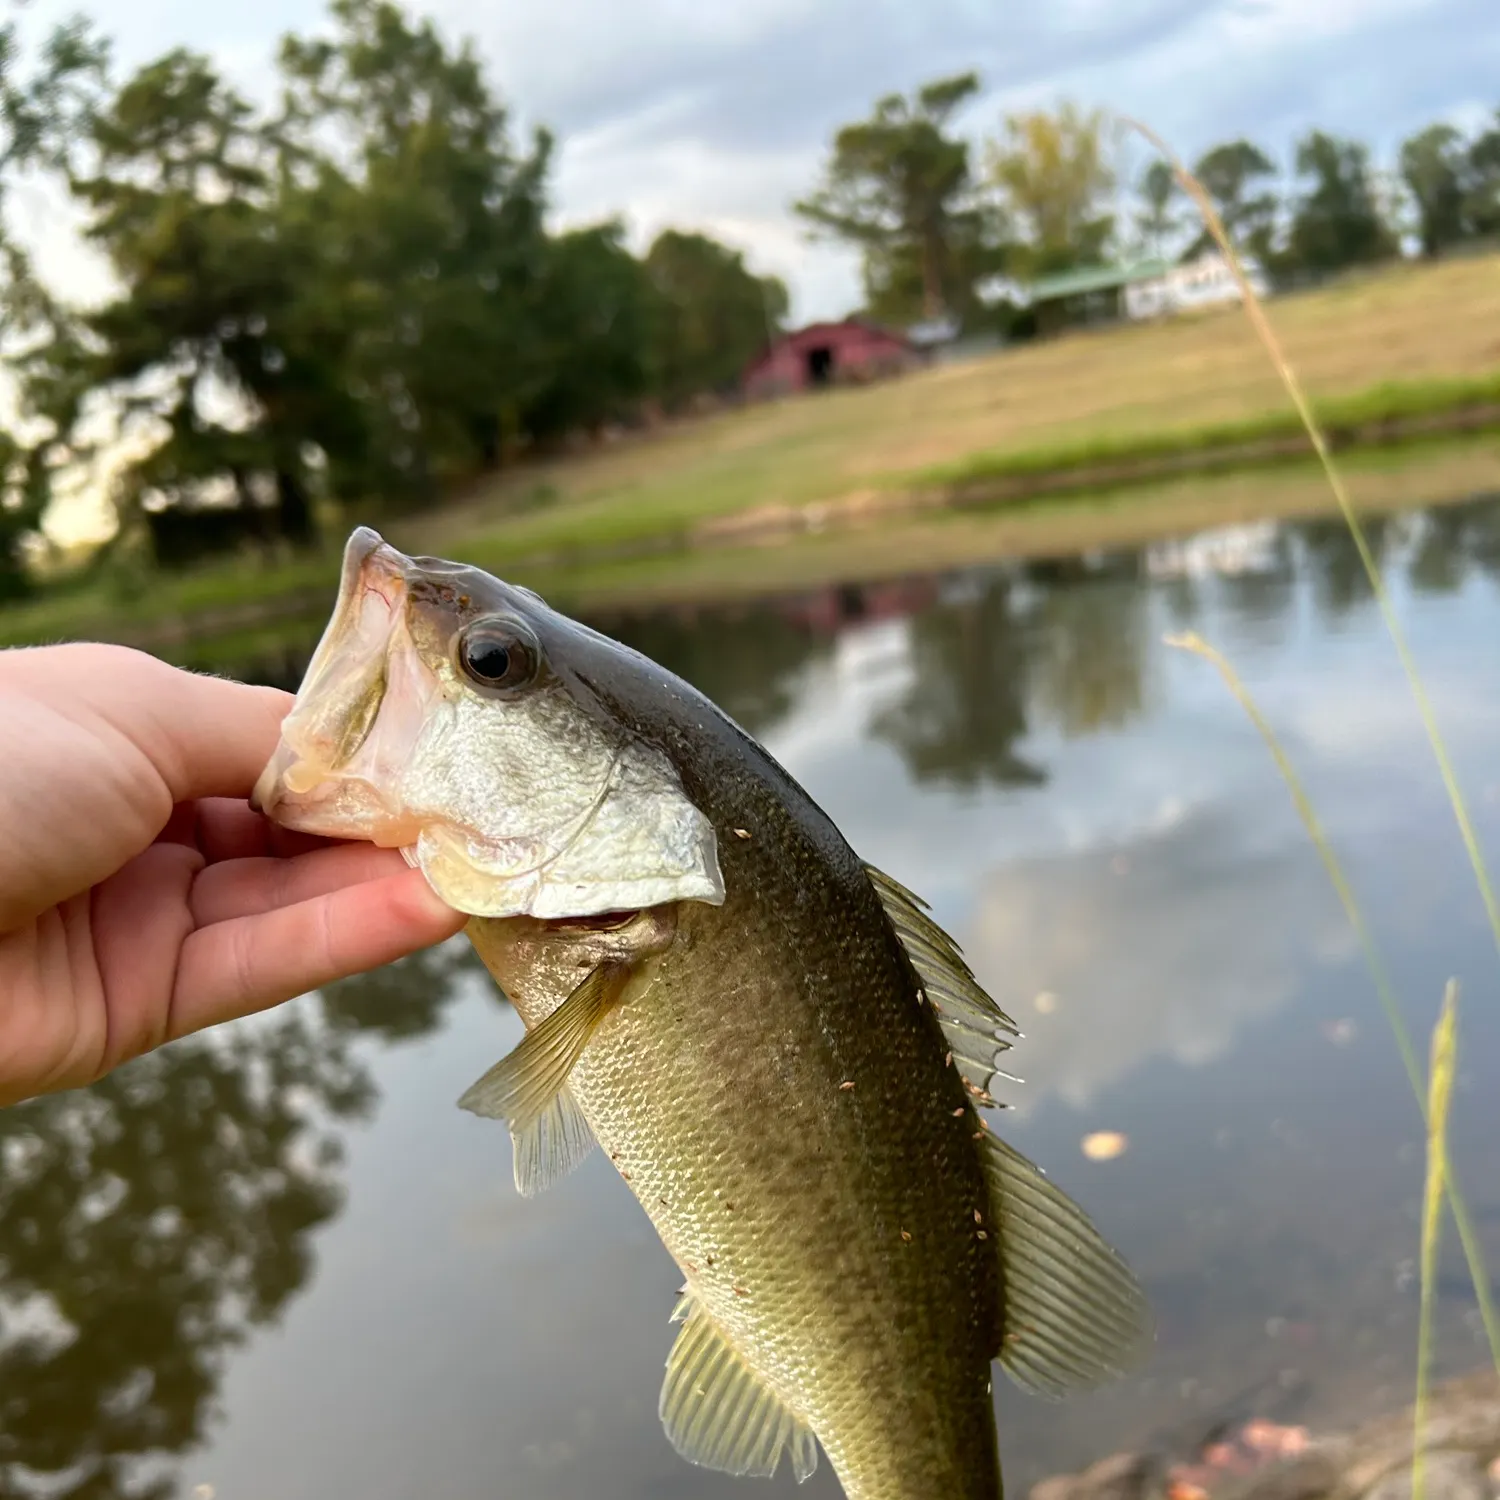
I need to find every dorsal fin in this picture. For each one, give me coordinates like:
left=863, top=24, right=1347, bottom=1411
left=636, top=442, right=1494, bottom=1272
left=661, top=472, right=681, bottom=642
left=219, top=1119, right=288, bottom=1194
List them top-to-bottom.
left=864, top=861, right=1152, bottom=1394
left=864, top=863, right=1021, bottom=1106
left=980, top=1134, right=1153, bottom=1397
left=659, top=1292, right=819, bottom=1484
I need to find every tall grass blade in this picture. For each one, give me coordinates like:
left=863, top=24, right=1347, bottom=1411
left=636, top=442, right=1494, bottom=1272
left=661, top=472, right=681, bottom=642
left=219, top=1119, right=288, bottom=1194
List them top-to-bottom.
left=1124, top=116, right=1500, bottom=973
left=1163, top=631, right=1500, bottom=1374
left=1414, top=982, right=1459, bottom=1500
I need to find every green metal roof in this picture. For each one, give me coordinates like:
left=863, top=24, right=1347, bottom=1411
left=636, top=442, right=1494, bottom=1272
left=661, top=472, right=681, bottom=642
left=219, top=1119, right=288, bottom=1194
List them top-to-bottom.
left=1025, top=258, right=1171, bottom=301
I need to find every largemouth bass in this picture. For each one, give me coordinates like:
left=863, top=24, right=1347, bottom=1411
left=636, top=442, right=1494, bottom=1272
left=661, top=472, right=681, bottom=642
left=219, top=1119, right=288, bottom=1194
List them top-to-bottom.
left=253, top=527, right=1152, bottom=1499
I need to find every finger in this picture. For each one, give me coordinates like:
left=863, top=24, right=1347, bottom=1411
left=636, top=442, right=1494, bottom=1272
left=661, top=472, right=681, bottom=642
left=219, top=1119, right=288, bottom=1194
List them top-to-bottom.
left=14, top=643, right=295, bottom=805
left=179, top=798, right=341, bottom=863
left=87, top=840, right=205, bottom=1073
left=188, top=843, right=413, bottom=927
left=170, top=866, right=468, bottom=1037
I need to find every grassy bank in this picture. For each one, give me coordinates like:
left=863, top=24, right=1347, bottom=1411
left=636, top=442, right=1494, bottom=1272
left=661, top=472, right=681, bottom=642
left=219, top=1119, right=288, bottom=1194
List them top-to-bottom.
left=4, top=253, right=1499, bottom=650
left=12, top=438, right=1496, bottom=668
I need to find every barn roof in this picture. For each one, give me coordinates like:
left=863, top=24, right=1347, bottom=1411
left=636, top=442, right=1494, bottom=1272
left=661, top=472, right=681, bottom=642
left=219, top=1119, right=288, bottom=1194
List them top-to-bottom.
left=1024, top=258, right=1171, bottom=302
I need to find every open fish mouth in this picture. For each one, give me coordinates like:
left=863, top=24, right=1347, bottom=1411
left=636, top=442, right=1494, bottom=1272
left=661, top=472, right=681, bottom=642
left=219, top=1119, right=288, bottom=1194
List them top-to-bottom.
left=251, top=527, right=436, bottom=850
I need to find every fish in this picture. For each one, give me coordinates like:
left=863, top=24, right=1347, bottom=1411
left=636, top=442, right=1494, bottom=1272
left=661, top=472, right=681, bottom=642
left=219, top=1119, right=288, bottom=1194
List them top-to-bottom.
left=252, top=526, right=1153, bottom=1500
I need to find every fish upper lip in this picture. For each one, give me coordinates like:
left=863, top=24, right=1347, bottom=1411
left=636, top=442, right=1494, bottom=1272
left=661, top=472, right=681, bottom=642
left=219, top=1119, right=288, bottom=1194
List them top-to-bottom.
left=251, top=526, right=412, bottom=817
left=347, top=528, right=409, bottom=609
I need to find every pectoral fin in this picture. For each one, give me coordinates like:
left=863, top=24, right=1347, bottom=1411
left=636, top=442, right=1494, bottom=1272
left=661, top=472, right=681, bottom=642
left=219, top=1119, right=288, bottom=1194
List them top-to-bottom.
left=457, top=963, right=622, bottom=1197
left=659, top=1292, right=818, bottom=1484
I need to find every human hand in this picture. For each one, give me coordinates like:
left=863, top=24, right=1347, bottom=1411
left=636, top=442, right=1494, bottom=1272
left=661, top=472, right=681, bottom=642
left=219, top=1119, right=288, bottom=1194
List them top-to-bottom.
left=0, top=642, right=467, bottom=1107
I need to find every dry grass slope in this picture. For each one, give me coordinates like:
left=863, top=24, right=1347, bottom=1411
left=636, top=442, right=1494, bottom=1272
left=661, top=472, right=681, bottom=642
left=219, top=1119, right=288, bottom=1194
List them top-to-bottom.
left=428, top=254, right=1500, bottom=558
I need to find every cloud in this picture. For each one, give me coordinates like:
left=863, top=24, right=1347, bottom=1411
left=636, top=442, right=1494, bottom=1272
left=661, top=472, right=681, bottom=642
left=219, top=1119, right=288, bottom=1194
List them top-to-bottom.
left=19, top=0, right=1500, bottom=321
left=960, top=799, right=1355, bottom=1117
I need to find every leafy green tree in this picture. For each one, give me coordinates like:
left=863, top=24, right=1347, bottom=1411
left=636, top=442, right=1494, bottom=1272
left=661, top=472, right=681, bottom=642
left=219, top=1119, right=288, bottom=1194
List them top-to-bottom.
left=276, top=0, right=553, bottom=498
left=69, top=48, right=330, bottom=558
left=794, top=73, right=1000, bottom=326
left=987, top=103, right=1115, bottom=275
left=1467, top=110, right=1500, bottom=237
left=1399, top=123, right=1469, bottom=255
left=1285, top=130, right=1399, bottom=277
left=1187, top=139, right=1278, bottom=261
left=1135, top=159, right=1180, bottom=258
left=519, top=221, right=659, bottom=442
left=645, top=229, right=787, bottom=408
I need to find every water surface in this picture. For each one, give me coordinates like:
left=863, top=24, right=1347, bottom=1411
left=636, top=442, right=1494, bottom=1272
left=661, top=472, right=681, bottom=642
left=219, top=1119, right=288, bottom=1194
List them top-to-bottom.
left=9, top=495, right=1500, bottom=1498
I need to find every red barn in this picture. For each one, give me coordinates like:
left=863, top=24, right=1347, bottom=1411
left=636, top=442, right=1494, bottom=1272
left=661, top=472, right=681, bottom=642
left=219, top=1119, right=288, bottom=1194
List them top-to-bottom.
left=742, top=317, right=923, bottom=399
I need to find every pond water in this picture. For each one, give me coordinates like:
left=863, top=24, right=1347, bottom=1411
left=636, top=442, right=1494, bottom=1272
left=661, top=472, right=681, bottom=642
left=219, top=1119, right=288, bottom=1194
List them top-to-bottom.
left=8, top=494, right=1500, bottom=1499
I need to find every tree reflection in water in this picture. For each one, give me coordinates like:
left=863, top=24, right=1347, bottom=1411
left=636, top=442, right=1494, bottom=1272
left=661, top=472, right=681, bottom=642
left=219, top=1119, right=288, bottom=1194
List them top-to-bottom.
left=872, top=575, right=1047, bottom=789
left=0, top=937, right=488, bottom=1500
left=0, top=1011, right=371, bottom=1499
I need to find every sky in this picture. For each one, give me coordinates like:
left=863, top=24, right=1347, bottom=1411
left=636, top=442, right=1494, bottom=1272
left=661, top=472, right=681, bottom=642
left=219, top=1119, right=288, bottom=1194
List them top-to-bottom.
left=15, top=0, right=1500, bottom=327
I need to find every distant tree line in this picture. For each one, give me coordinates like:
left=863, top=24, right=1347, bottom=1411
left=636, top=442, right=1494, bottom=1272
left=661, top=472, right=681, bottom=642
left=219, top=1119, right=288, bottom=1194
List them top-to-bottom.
left=2, top=5, right=1497, bottom=587
left=796, top=72, right=1500, bottom=329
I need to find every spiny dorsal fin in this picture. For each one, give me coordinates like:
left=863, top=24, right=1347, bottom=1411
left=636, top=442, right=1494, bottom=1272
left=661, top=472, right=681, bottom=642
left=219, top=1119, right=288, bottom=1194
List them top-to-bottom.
left=864, top=863, right=1021, bottom=1105
left=457, top=963, right=621, bottom=1196
left=979, top=1134, right=1153, bottom=1398
left=659, top=1292, right=819, bottom=1485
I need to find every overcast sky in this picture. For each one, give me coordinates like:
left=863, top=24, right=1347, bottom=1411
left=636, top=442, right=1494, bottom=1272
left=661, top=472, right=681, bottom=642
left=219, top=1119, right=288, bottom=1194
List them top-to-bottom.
left=17, top=0, right=1500, bottom=321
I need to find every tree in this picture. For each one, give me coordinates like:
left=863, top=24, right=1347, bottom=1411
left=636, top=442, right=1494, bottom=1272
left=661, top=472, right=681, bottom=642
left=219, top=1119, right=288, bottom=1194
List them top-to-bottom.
left=276, top=0, right=554, bottom=497
left=0, top=13, right=107, bottom=595
left=69, top=48, right=332, bottom=559
left=794, top=72, right=999, bottom=326
left=986, top=103, right=1115, bottom=276
left=1467, top=110, right=1500, bottom=237
left=1399, top=123, right=1469, bottom=255
left=1286, top=130, right=1399, bottom=278
left=1187, top=139, right=1278, bottom=262
left=1135, top=159, right=1179, bottom=258
left=518, top=221, right=659, bottom=442
left=644, top=229, right=787, bottom=408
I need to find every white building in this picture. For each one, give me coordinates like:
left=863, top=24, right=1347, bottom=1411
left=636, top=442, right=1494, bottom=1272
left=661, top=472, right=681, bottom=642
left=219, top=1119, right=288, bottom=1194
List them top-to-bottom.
left=1123, top=250, right=1271, bottom=321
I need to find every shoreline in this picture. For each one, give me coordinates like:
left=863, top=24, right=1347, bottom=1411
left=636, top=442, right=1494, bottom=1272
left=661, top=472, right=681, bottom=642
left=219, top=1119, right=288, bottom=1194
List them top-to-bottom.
left=2, top=426, right=1496, bottom=657
left=1034, top=1367, right=1500, bottom=1500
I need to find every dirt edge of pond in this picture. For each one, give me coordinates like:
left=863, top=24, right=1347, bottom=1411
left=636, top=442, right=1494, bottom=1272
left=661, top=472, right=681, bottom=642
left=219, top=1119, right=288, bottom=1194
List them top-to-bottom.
left=690, top=406, right=1500, bottom=551
left=10, top=416, right=1498, bottom=655
left=1035, top=1368, right=1500, bottom=1500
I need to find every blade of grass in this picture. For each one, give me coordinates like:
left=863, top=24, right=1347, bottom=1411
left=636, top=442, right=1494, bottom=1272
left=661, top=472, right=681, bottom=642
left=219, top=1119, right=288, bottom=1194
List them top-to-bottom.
left=1124, top=116, right=1500, bottom=976
left=1164, top=631, right=1500, bottom=1374
left=1415, top=981, right=1460, bottom=1500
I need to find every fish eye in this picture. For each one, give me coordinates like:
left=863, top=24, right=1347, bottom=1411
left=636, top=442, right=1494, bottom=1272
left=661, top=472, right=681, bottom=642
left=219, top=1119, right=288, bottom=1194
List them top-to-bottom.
left=457, top=618, right=539, bottom=691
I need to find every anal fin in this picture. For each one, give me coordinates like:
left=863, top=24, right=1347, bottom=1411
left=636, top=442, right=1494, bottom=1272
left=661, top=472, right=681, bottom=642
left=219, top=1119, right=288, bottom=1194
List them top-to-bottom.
left=458, top=963, right=621, bottom=1196
left=980, top=1133, right=1154, bottom=1398
left=660, top=1292, right=819, bottom=1485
